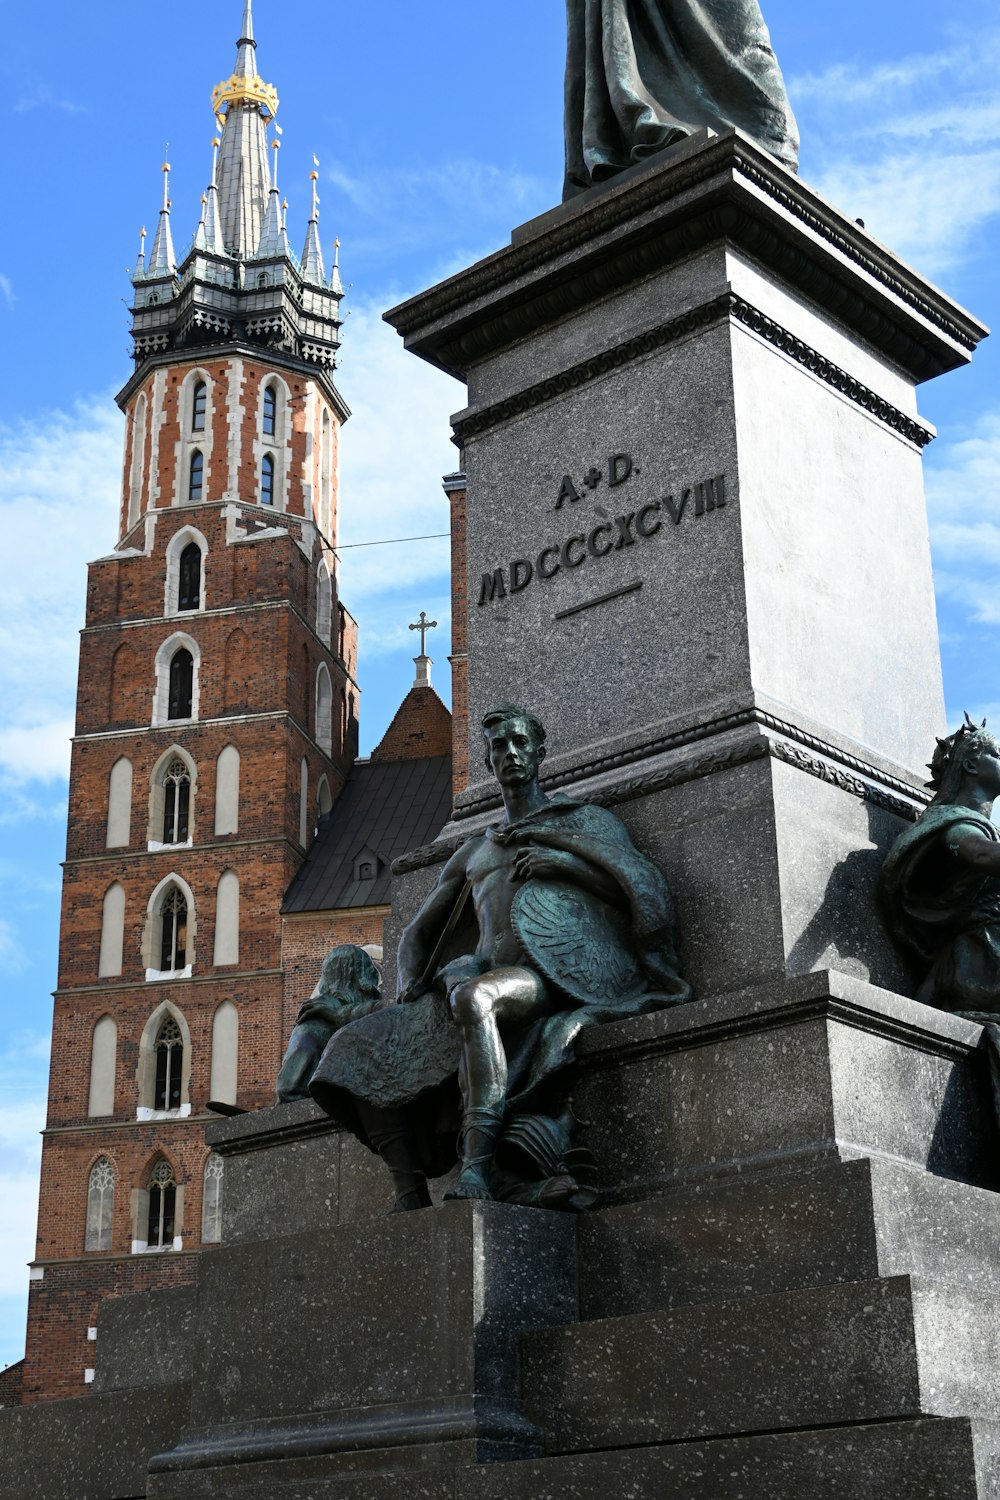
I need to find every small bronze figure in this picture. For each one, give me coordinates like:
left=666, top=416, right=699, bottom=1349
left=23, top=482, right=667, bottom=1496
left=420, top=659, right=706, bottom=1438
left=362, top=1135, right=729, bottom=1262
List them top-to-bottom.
left=563, top=0, right=799, bottom=200
left=309, top=704, right=691, bottom=1211
left=881, top=715, right=1000, bottom=1015
left=276, top=945, right=382, bottom=1104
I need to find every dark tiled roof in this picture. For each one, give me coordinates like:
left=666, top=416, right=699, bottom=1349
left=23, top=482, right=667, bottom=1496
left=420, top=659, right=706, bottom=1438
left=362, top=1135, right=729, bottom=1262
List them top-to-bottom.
left=282, top=754, right=452, bottom=914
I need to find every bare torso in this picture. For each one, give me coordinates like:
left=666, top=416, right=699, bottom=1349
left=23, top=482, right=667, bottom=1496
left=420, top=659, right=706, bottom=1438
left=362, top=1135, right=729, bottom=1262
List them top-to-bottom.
left=461, top=833, right=529, bottom=967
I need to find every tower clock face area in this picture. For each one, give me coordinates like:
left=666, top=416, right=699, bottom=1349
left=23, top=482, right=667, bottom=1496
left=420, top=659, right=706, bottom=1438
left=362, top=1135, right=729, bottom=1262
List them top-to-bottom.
left=23, top=0, right=361, bottom=1406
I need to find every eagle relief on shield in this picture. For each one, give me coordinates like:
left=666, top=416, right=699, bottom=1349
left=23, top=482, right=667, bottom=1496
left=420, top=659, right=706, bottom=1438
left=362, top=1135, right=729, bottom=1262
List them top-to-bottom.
left=512, top=879, right=647, bottom=1004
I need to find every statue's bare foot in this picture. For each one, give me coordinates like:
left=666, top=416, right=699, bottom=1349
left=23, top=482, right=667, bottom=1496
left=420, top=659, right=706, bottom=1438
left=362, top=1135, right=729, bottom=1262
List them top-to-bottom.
left=444, top=1165, right=493, bottom=1201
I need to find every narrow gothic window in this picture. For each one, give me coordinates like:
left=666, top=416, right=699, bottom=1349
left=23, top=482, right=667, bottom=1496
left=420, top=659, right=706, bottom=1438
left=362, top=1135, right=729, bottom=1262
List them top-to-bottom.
left=192, top=381, right=207, bottom=432
left=263, top=385, right=277, bottom=436
left=189, top=450, right=204, bottom=503
left=261, top=453, right=275, bottom=506
left=178, top=542, right=201, bottom=611
left=168, top=649, right=194, bottom=719
left=161, top=760, right=191, bottom=844
left=159, top=893, right=188, bottom=977
left=154, top=1015, right=184, bottom=1105
left=201, top=1153, right=224, bottom=1244
left=85, top=1158, right=115, bottom=1252
left=147, top=1160, right=177, bottom=1248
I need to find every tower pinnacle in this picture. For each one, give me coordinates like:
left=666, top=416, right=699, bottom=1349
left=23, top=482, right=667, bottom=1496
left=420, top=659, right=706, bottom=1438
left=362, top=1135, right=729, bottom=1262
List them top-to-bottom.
left=212, top=0, right=276, bottom=258
left=301, top=161, right=326, bottom=285
left=146, top=163, right=176, bottom=277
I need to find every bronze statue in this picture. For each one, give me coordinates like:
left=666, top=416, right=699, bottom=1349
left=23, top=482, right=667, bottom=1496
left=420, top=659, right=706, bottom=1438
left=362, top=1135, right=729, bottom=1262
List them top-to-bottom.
left=564, top=0, right=799, bottom=200
left=308, top=704, right=692, bottom=1211
left=881, top=715, right=1000, bottom=1015
left=880, top=716, right=1000, bottom=1129
left=276, top=945, right=382, bottom=1103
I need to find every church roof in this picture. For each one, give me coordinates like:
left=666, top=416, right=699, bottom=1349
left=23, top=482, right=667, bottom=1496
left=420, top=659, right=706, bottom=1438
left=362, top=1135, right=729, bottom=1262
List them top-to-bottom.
left=282, top=754, right=453, bottom=914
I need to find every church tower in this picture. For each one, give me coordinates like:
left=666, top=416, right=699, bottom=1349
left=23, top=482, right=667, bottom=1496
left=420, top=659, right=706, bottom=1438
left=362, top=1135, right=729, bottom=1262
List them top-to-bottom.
left=22, top=1, right=359, bottom=1403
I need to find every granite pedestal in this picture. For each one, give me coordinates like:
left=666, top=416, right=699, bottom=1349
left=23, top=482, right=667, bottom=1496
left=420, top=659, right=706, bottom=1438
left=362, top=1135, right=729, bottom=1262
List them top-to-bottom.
left=387, top=128, right=988, bottom=997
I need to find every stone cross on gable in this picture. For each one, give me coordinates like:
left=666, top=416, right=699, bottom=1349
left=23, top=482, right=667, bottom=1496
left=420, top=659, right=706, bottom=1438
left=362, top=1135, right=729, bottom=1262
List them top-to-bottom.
left=409, top=611, right=438, bottom=687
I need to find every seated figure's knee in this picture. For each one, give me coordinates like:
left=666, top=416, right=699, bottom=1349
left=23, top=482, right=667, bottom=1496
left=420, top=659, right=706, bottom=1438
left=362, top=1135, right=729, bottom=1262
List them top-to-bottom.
left=450, top=976, right=494, bottom=1029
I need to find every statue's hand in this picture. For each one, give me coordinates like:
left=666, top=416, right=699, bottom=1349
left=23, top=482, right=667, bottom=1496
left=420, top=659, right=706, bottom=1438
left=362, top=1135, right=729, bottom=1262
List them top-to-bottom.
left=513, top=846, right=574, bottom=883
left=396, top=979, right=424, bottom=1005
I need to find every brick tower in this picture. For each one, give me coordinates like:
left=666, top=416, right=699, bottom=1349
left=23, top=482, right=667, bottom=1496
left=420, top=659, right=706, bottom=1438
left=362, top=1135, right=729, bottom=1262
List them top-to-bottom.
left=21, top=1, right=359, bottom=1403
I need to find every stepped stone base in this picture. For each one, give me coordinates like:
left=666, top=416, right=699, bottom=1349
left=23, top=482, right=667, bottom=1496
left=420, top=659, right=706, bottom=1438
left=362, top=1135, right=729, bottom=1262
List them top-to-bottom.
left=4, top=975, right=1000, bottom=1499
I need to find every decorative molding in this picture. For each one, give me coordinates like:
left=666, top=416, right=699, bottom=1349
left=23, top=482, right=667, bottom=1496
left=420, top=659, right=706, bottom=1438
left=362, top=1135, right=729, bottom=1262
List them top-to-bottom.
left=390, top=138, right=982, bottom=385
left=453, top=291, right=934, bottom=448
left=766, top=739, right=921, bottom=822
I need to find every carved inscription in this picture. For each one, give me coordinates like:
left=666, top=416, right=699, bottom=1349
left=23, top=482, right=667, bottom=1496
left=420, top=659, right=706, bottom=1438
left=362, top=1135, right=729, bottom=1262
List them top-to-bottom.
left=477, top=470, right=727, bottom=609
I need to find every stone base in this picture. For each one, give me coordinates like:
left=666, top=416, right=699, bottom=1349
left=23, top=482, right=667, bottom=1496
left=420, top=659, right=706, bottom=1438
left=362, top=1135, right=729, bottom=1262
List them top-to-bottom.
left=7, top=976, right=1000, bottom=1498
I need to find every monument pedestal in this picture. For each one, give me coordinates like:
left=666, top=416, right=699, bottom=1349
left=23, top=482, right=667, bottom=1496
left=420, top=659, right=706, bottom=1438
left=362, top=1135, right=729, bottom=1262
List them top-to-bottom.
left=387, top=128, right=987, bottom=998
left=148, top=981, right=1000, bottom=1496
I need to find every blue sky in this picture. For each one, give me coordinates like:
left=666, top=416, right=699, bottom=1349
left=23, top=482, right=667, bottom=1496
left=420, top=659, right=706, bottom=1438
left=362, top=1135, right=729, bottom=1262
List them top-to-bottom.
left=1, top=0, right=999, bottom=1368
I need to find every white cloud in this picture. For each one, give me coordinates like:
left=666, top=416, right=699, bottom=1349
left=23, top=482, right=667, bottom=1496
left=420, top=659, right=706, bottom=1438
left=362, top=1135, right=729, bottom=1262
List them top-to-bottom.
left=794, top=28, right=1000, bottom=276
left=12, top=87, right=87, bottom=116
left=0, top=275, right=13, bottom=308
left=336, top=296, right=461, bottom=611
left=0, top=401, right=122, bottom=809
left=0, top=922, right=27, bottom=976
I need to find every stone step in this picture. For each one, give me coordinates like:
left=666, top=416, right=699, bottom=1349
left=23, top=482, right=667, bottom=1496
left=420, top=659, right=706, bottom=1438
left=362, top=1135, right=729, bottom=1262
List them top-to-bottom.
left=578, top=1156, right=1000, bottom=1320
left=521, top=1275, right=1000, bottom=1456
left=145, top=1418, right=1000, bottom=1499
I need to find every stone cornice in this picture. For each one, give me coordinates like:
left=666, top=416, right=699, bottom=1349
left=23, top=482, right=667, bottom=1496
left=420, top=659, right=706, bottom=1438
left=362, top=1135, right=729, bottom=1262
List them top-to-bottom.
left=386, top=132, right=987, bottom=385
left=451, top=291, right=935, bottom=449
left=115, top=342, right=352, bottom=423
left=392, top=710, right=928, bottom=875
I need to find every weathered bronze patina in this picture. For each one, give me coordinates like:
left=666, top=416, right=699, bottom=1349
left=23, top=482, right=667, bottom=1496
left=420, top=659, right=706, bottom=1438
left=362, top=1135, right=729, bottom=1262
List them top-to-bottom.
left=564, top=0, right=799, bottom=199
left=308, top=704, right=691, bottom=1211
left=881, top=715, right=1000, bottom=1124
left=276, top=945, right=382, bottom=1103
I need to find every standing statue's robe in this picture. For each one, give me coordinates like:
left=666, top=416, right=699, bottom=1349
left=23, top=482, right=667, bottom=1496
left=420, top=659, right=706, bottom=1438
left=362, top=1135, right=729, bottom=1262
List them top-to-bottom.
left=564, top=0, right=799, bottom=199
left=310, top=797, right=691, bottom=1177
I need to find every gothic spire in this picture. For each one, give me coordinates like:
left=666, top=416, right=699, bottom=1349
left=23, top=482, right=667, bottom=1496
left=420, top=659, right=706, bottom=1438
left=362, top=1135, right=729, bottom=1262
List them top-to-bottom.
left=211, top=0, right=278, bottom=259
left=202, top=137, right=225, bottom=256
left=255, top=138, right=290, bottom=260
left=147, top=163, right=176, bottom=277
left=301, top=163, right=326, bottom=285
left=133, top=226, right=147, bottom=280
left=330, top=239, right=344, bottom=296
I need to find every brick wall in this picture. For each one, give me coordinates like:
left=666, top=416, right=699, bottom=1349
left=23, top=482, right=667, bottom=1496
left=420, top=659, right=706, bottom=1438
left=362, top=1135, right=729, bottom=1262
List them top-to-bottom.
left=23, top=349, right=360, bottom=1404
left=0, top=1361, right=23, bottom=1408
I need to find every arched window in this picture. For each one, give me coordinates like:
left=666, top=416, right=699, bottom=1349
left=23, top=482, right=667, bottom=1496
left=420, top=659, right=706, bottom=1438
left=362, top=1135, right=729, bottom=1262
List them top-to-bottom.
left=192, top=381, right=207, bottom=433
left=262, top=385, right=277, bottom=437
left=128, top=393, right=147, bottom=530
left=320, top=408, right=332, bottom=534
left=189, top=450, right=204, bottom=504
left=261, top=453, right=275, bottom=507
left=178, top=542, right=201, bottom=611
left=316, top=563, right=332, bottom=644
left=168, top=649, right=194, bottom=720
left=316, top=665, right=333, bottom=755
left=214, top=745, right=240, bottom=835
left=106, top=757, right=133, bottom=849
left=299, top=757, right=309, bottom=848
left=161, top=758, right=191, bottom=844
left=317, top=776, right=333, bottom=816
left=212, top=872, right=240, bottom=968
left=98, top=882, right=126, bottom=979
left=159, top=890, right=188, bottom=976
left=137, top=1001, right=192, bottom=1117
left=210, top=1001, right=239, bottom=1103
left=154, top=1015, right=183, bottom=1109
left=88, top=1016, right=118, bottom=1118
left=201, top=1153, right=224, bottom=1244
left=85, top=1158, right=115, bottom=1253
left=147, top=1160, right=177, bottom=1250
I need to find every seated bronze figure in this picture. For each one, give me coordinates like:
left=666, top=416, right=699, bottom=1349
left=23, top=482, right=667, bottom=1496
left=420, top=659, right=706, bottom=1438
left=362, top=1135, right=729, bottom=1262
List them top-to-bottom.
left=306, top=703, right=692, bottom=1211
